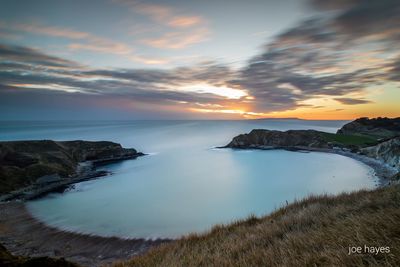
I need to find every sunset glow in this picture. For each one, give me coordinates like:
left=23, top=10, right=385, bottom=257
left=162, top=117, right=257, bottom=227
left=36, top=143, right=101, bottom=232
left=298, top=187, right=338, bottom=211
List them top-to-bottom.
left=0, top=0, right=399, bottom=120
left=179, top=83, right=248, bottom=99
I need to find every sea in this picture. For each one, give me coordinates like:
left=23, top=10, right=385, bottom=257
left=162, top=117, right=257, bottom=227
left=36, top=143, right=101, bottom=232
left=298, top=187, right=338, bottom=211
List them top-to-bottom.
left=0, top=120, right=378, bottom=239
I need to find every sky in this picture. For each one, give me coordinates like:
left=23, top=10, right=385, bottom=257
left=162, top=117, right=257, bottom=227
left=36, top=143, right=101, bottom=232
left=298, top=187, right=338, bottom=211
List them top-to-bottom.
left=0, top=0, right=399, bottom=120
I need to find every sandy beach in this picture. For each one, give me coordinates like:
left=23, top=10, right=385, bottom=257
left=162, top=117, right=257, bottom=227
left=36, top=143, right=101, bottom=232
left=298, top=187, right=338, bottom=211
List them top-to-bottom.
left=0, top=202, right=170, bottom=266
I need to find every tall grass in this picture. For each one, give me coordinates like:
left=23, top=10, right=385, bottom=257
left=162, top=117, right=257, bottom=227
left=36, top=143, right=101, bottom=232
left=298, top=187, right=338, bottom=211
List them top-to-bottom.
left=116, top=185, right=400, bottom=267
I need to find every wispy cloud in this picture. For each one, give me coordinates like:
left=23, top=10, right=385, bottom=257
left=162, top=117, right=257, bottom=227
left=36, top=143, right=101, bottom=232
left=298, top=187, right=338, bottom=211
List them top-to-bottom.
left=1, top=0, right=400, bottom=119
left=114, top=0, right=210, bottom=49
left=227, top=0, right=400, bottom=113
left=116, top=1, right=204, bottom=28
left=0, top=21, right=181, bottom=65
left=6, top=22, right=134, bottom=55
left=13, top=23, right=91, bottom=39
left=141, top=28, right=209, bottom=49
left=0, top=44, right=80, bottom=68
left=0, top=44, right=244, bottom=114
left=334, top=98, right=372, bottom=105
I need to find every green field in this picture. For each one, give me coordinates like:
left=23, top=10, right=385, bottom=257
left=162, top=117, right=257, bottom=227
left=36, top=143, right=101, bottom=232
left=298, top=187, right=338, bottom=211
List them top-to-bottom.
left=320, top=132, right=378, bottom=147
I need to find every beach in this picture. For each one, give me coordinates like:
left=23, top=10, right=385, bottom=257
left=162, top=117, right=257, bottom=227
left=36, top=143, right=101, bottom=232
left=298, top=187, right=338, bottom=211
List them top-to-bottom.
left=0, top=202, right=169, bottom=266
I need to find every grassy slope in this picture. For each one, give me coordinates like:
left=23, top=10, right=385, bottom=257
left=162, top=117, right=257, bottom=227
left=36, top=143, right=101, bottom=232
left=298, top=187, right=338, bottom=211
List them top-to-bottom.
left=320, top=132, right=378, bottom=147
left=117, top=185, right=400, bottom=267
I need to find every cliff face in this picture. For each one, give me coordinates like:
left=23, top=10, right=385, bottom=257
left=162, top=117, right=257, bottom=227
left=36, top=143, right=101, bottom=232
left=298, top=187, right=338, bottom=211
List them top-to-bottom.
left=337, top=117, right=400, bottom=139
left=225, top=129, right=331, bottom=149
left=361, top=137, right=400, bottom=170
left=0, top=140, right=142, bottom=194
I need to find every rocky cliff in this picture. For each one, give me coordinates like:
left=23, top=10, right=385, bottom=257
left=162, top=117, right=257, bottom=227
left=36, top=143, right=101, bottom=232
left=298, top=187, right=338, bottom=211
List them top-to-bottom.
left=337, top=117, right=400, bottom=139
left=224, top=118, right=400, bottom=177
left=225, top=129, right=332, bottom=149
left=361, top=137, right=400, bottom=170
left=0, top=140, right=143, bottom=194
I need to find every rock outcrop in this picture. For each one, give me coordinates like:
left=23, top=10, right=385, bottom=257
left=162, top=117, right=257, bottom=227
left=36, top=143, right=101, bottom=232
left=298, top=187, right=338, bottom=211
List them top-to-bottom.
left=337, top=117, right=400, bottom=139
left=224, top=118, right=400, bottom=179
left=225, top=129, right=331, bottom=149
left=361, top=137, right=400, bottom=170
left=0, top=140, right=143, bottom=195
left=0, top=243, right=79, bottom=267
left=0, top=244, right=79, bottom=267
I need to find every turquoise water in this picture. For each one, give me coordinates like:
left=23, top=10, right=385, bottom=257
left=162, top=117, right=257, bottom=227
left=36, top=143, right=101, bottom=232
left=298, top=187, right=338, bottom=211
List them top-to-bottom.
left=1, top=120, right=377, bottom=238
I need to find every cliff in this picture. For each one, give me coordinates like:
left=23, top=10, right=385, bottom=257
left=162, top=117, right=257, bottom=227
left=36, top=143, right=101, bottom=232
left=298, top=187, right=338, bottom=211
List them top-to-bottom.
left=224, top=117, right=400, bottom=179
left=337, top=117, right=400, bottom=139
left=224, top=129, right=377, bottom=150
left=225, top=129, right=331, bottom=149
left=361, top=137, right=400, bottom=170
left=0, top=140, right=143, bottom=195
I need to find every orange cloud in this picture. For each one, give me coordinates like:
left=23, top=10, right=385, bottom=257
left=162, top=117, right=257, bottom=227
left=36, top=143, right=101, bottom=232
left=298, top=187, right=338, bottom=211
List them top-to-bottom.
left=114, top=0, right=209, bottom=49
left=131, top=2, right=203, bottom=29
left=167, top=16, right=203, bottom=28
left=141, top=28, right=209, bottom=49
left=128, top=55, right=171, bottom=65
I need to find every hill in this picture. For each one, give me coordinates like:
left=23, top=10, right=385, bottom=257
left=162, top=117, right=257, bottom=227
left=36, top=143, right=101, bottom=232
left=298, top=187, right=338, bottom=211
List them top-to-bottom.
left=117, top=184, right=400, bottom=267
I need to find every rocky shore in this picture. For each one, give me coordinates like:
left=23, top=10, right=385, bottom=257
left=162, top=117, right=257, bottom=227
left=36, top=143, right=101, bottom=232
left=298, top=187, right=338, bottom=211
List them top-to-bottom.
left=222, top=117, right=400, bottom=184
left=0, top=139, right=158, bottom=266
left=0, top=140, right=144, bottom=201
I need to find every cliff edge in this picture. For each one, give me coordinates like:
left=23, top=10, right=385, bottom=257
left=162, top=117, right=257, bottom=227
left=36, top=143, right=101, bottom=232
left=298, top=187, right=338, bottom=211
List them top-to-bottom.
left=0, top=140, right=143, bottom=195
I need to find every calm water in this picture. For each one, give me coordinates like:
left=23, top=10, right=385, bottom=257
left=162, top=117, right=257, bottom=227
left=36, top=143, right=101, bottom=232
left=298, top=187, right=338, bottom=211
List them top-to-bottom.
left=1, top=120, right=377, bottom=238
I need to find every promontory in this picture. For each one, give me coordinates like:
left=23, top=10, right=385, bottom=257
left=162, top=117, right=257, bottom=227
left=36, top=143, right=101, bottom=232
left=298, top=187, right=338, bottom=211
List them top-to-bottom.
left=0, top=140, right=143, bottom=200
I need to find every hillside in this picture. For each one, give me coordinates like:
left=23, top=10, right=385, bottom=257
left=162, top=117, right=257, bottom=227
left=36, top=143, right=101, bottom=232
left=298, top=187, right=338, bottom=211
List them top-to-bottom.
left=224, top=117, right=400, bottom=169
left=337, top=117, right=400, bottom=139
left=224, top=129, right=377, bottom=150
left=361, top=137, right=400, bottom=169
left=0, top=140, right=142, bottom=194
left=118, top=184, right=400, bottom=267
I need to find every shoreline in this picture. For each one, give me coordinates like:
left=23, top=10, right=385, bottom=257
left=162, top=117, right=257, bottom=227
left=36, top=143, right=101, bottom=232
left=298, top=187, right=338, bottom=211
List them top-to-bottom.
left=1, top=146, right=396, bottom=266
left=222, top=146, right=397, bottom=185
left=0, top=153, right=145, bottom=202
left=0, top=202, right=170, bottom=267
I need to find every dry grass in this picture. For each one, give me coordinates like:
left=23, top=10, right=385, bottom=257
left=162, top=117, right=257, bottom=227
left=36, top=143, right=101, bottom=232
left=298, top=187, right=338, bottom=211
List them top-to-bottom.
left=116, top=185, right=400, bottom=267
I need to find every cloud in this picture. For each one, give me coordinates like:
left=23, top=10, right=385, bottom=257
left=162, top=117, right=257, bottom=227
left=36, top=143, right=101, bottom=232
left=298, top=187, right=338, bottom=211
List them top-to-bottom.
left=2, top=0, right=400, bottom=119
left=114, top=0, right=210, bottom=49
left=226, top=0, right=400, bottom=113
left=117, top=1, right=204, bottom=29
left=167, top=16, right=203, bottom=28
left=1, top=21, right=179, bottom=65
left=4, top=22, right=134, bottom=56
left=13, top=23, right=91, bottom=39
left=141, top=28, right=209, bottom=49
left=68, top=42, right=131, bottom=55
left=0, top=43, right=244, bottom=117
left=0, top=44, right=79, bottom=68
left=389, top=56, right=400, bottom=81
left=334, top=98, right=372, bottom=105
